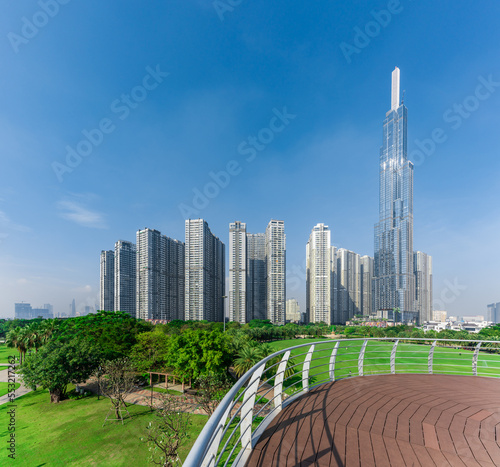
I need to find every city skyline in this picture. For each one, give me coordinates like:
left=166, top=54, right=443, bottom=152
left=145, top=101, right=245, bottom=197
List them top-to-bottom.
left=1, top=2, right=499, bottom=319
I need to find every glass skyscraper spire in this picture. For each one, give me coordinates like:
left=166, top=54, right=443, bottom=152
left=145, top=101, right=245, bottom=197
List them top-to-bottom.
left=374, top=67, right=417, bottom=322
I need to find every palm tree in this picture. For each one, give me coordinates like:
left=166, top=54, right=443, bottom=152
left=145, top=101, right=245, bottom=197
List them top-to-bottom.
left=38, top=319, right=59, bottom=345
left=23, top=324, right=42, bottom=354
left=6, top=327, right=27, bottom=365
left=234, top=346, right=263, bottom=377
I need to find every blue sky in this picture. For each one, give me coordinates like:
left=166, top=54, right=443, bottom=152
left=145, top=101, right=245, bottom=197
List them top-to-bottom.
left=0, top=0, right=499, bottom=318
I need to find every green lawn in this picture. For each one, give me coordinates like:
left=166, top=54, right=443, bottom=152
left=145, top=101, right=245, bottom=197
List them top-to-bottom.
left=268, top=338, right=500, bottom=393
left=0, top=344, right=18, bottom=364
left=0, top=382, right=20, bottom=397
left=142, top=385, right=183, bottom=396
left=0, top=387, right=208, bottom=466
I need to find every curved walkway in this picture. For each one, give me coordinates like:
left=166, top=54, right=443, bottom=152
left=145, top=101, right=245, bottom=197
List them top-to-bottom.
left=0, top=368, right=31, bottom=405
left=247, top=374, right=500, bottom=466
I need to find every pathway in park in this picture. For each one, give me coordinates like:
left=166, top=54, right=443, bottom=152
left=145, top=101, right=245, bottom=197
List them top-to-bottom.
left=0, top=367, right=31, bottom=406
left=79, top=377, right=275, bottom=418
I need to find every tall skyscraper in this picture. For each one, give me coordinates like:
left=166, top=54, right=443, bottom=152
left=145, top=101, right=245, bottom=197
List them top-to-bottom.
left=374, top=67, right=417, bottom=322
left=185, top=219, right=225, bottom=322
left=266, top=219, right=286, bottom=325
left=229, top=222, right=247, bottom=324
left=306, top=223, right=332, bottom=324
left=136, top=228, right=185, bottom=321
left=246, top=233, right=267, bottom=321
left=114, top=240, right=137, bottom=318
left=333, top=248, right=361, bottom=323
left=100, top=251, right=114, bottom=311
left=414, top=251, right=433, bottom=323
left=360, top=255, right=374, bottom=317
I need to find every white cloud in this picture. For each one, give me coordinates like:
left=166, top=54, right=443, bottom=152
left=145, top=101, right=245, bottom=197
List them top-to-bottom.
left=57, top=200, right=108, bottom=229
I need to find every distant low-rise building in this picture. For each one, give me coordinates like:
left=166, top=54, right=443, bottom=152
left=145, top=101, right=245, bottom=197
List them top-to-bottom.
left=286, top=298, right=301, bottom=323
left=14, top=303, right=53, bottom=320
left=432, top=310, right=447, bottom=322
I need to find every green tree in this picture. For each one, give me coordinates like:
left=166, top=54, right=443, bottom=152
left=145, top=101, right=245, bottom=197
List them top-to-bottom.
left=54, top=310, right=153, bottom=359
left=6, top=327, right=28, bottom=364
left=165, top=329, right=232, bottom=382
left=130, top=330, right=171, bottom=373
left=19, top=338, right=101, bottom=402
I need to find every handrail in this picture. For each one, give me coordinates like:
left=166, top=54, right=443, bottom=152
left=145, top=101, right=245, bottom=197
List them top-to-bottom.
left=183, top=337, right=500, bottom=467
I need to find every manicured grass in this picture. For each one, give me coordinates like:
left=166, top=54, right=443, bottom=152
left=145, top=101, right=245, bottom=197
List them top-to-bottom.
left=268, top=338, right=500, bottom=393
left=0, top=344, right=18, bottom=364
left=0, top=382, right=20, bottom=397
left=0, top=386, right=207, bottom=466
left=142, top=386, right=183, bottom=396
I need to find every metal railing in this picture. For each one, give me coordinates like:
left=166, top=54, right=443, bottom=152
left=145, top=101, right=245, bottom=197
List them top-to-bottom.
left=183, top=337, right=500, bottom=467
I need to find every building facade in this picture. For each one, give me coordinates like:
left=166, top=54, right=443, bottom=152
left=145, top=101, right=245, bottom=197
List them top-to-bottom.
left=374, top=67, right=417, bottom=322
left=185, top=219, right=225, bottom=322
left=266, top=219, right=286, bottom=325
left=229, top=222, right=247, bottom=324
left=306, top=223, right=332, bottom=324
left=136, top=228, right=185, bottom=321
left=246, top=233, right=267, bottom=321
left=114, top=240, right=137, bottom=317
left=333, top=248, right=361, bottom=324
left=100, top=250, right=115, bottom=311
left=414, top=251, right=433, bottom=324
left=360, top=255, right=374, bottom=317
left=286, top=298, right=301, bottom=323
left=487, top=303, right=500, bottom=323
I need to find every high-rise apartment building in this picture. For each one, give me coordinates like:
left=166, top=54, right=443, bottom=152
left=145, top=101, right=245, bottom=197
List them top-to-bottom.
left=374, top=67, right=417, bottom=322
left=185, top=219, right=225, bottom=322
left=266, top=220, right=286, bottom=325
left=229, top=222, right=247, bottom=324
left=306, top=223, right=332, bottom=324
left=136, top=228, right=185, bottom=321
left=246, top=233, right=267, bottom=321
left=114, top=240, right=137, bottom=317
left=333, top=248, right=361, bottom=323
left=100, top=250, right=114, bottom=311
left=414, top=251, right=433, bottom=324
left=360, top=255, right=374, bottom=317
left=15, top=302, right=33, bottom=319
left=487, top=303, right=500, bottom=323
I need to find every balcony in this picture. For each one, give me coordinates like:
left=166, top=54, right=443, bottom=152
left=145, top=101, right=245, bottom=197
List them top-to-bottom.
left=184, top=338, right=500, bottom=466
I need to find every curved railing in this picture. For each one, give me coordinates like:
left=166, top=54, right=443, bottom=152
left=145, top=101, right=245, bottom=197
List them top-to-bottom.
left=183, top=337, right=500, bottom=467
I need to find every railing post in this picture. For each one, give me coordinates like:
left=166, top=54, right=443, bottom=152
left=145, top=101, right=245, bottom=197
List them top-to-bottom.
left=391, top=339, right=399, bottom=374
left=358, top=340, right=368, bottom=376
left=428, top=340, right=437, bottom=374
left=329, top=342, right=340, bottom=381
left=473, top=342, right=482, bottom=376
left=303, top=345, right=315, bottom=392
left=274, top=351, right=291, bottom=411
left=240, top=363, right=265, bottom=455
left=202, top=404, right=232, bottom=467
